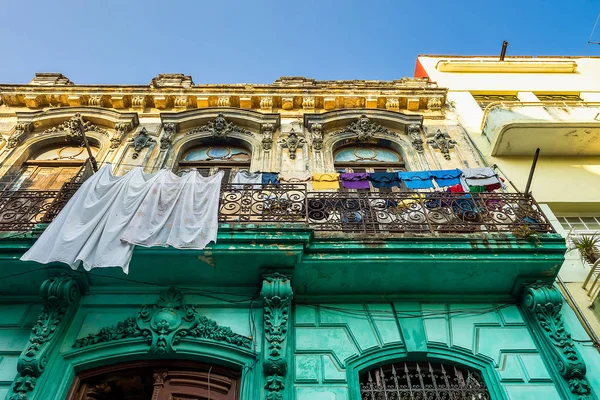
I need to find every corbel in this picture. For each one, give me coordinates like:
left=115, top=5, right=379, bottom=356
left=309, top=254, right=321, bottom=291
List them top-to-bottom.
left=110, top=94, right=132, bottom=109
left=23, top=95, right=44, bottom=109
left=260, top=96, right=273, bottom=112
left=301, top=96, right=315, bottom=110
left=385, top=97, right=400, bottom=110
left=7, top=122, right=33, bottom=149
left=160, top=122, right=178, bottom=150
left=407, top=123, right=424, bottom=153
left=9, top=273, right=83, bottom=400
left=261, top=273, right=293, bottom=400
left=522, top=283, right=594, bottom=399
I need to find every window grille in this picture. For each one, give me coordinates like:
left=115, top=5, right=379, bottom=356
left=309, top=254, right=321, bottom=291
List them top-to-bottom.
left=471, top=94, right=519, bottom=109
left=360, top=361, right=490, bottom=400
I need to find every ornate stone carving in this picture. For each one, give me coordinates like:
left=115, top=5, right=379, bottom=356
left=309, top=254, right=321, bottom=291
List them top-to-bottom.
left=150, top=74, right=194, bottom=89
left=88, top=96, right=107, bottom=107
left=132, top=96, right=147, bottom=109
left=174, top=96, right=188, bottom=108
left=302, top=96, right=315, bottom=109
left=217, top=97, right=231, bottom=107
left=260, top=97, right=273, bottom=110
left=385, top=97, right=399, bottom=110
left=427, top=97, right=442, bottom=110
left=41, top=113, right=109, bottom=141
left=187, top=113, right=251, bottom=138
left=334, top=115, right=395, bottom=142
left=110, top=122, right=133, bottom=149
left=7, top=123, right=33, bottom=148
left=160, top=123, right=178, bottom=150
left=261, top=123, right=275, bottom=150
left=310, top=123, right=323, bottom=151
left=408, top=124, right=424, bottom=153
left=128, top=127, right=155, bottom=159
left=279, top=129, right=306, bottom=160
left=427, top=130, right=456, bottom=160
left=261, top=273, right=293, bottom=400
left=10, top=274, right=81, bottom=400
left=522, top=283, right=593, bottom=399
left=72, top=287, right=251, bottom=353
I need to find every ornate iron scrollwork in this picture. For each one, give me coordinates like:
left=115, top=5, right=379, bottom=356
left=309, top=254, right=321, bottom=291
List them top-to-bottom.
left=261, top=273, right=292, bottom=400
left=72, top=287, right=252, bottom=353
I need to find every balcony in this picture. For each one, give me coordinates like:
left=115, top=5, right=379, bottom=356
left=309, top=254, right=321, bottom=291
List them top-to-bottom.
left=481, top=101, right=600, bottom=156
left=1, top=182, right=554, bottom=235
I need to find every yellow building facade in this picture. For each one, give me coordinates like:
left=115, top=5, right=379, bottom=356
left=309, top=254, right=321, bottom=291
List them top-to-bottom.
left=416, top=54, right=600, bottom=334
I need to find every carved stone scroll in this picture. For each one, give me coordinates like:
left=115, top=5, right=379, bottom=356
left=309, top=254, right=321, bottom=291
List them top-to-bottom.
left=187, top=113, right=252, bottom=138
left=7, top=123, right=33, bottom=148
left=160, top=123, right=178, bottom=150
left=261, top=123, right=275, bottom=151
left=310, top=123, right=323, bottom=151
left=408, top=124, right=424, bottom=153
left=261, top=273, right=292, bottom=400
left=10, top=274, right=82, bottom=400
left=522, top=283, right=593, bottom=399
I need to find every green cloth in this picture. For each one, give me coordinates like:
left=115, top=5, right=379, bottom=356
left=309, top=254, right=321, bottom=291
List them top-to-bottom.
left=469, top=185, right=487, bottom=193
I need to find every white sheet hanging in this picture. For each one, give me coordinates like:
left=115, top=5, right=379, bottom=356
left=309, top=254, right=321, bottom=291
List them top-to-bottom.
left=21, top=165, right=167, bottom=274
left=121, top=170, right=223, bottom=249
left=232, top=170, right=262, bottom=189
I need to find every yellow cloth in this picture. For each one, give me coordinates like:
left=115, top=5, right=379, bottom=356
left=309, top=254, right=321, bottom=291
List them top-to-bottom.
left=312, top=173, right=340, bottom=190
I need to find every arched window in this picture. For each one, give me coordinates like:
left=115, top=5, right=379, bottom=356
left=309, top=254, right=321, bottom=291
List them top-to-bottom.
left=178, top=143, right=251, bottom=185
left=8, top=144, right=99, bottom=191
left=334, top=145, right=404, bottom=173
left=67, top=361, right=240, bottom=400
left=360, top=361, right=490, bottom=399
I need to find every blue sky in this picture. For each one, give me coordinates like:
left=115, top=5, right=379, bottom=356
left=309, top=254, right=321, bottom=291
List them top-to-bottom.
left=0, top=0, right=598, bottom=84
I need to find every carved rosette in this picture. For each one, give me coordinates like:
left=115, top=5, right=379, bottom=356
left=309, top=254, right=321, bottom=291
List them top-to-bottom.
left=187, top=113, right=252, bottom=138
left=334, top=115, right=396, bottom=142
left=110, top=122, right=132, bottom=149
left=7, top=123, right=33, bottom=148
left=160, top=123, right=178, bottom=150
left=261, top=123, right=275, bottom=150
left=310, top=123, right=323, bottom=151
left=407, top=124, right=424, bottom=153
left=128, top=127, right=155, bottom=159
left=279, top=129, right=306, bottom=160
left=427, top=130, right=456, bottom=160
left=261, top=273, right=292, bottom=400
left=10, top=274, right=81, bottom=400
left=522, top=283, right=593, bottom=399
left=72, top=288, right=252, bottom=353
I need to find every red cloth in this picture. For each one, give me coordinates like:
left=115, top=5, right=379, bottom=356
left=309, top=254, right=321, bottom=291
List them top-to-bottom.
left=448, top=184, right=464, bottom=193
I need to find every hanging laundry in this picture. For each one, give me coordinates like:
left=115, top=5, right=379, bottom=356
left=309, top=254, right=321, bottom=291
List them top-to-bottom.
left=21, top=165, right=166, bottom=274
left=462, top=167, right=501, bottom=187
left=430, top=169, right=462, bottom=187
left=121, top=170, right=223, bottom=250
left=232, top=170, right=262, bottom=189
left=398, top=171, right=434, bottom=190
left=261, top=172, right=280, bottom=185
left=280, top=172, right=312, bottom=183
left=368, top=172, right=401, bottom=188
left=312, top=173, right=340, bottom=190
left=339, top=173, right=370, bottom=190
left=448, top=184, right=466, bottom=193
left=468, top=185, right=487, bottom=193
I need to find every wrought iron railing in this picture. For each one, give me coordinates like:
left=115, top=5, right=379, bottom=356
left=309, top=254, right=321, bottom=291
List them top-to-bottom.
left=0, top=161, right=93, bottom=232
left=1, top=176, right=554, bottom=235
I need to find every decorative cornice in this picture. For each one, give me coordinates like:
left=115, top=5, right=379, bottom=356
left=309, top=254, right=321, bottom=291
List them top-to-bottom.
left=187, top=113, right=252, bottom=138
left=334, top=114, right=396, bottom=141
left=279, top=129, right=306, bottom=160
left=427, top=129, right=456, bottom=160
left=261, top=273, right=293, bottom=400
left=10, top=274, right=81, bottom=400
left=522, top=283, right=593, bottom=399
left=73, top=287, right=252, bottom=353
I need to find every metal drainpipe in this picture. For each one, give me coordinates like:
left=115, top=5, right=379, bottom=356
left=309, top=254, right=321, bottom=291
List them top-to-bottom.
left=556, top=275, right=600, bottom=351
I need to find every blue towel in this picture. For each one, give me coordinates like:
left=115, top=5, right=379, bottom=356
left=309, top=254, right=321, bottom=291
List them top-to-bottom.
left=430, top=169, right=462, bottom=187
left=398, top=171, right=434, bottom=189
left=261, top=172, right=279, bottom=185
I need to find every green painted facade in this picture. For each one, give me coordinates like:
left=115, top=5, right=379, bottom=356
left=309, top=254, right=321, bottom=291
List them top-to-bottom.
left=0, top=227, right=598, bottom=399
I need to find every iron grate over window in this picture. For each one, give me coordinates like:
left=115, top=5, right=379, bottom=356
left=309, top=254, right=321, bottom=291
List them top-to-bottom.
left=360, top=362, right=490, bottom=400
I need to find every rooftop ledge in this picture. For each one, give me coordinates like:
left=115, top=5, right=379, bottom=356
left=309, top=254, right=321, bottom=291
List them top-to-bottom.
left=436, top=59, right=578, bottom=73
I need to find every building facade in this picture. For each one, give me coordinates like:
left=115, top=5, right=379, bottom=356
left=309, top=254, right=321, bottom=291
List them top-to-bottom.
left=416, top=55, right=600, bottom=338
left=0, top=72, right=596, bottom=399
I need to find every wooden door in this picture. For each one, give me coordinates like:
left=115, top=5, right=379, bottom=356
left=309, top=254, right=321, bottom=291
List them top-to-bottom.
left=153, top=369, right=239, bottom=400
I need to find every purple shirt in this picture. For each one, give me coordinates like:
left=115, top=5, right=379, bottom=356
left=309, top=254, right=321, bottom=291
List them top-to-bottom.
left=340, top=173, right=370, bottom=189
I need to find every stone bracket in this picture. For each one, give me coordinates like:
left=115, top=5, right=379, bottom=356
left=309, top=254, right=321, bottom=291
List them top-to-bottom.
left=10, top=273, right=82, bottom=400
left=261, top=273, right=293, bottom=400
left=521, top=283, right=594, bottom=399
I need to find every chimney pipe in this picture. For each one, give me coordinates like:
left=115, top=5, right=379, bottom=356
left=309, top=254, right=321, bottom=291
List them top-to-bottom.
left=499, top=41, right=509, bottom=61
